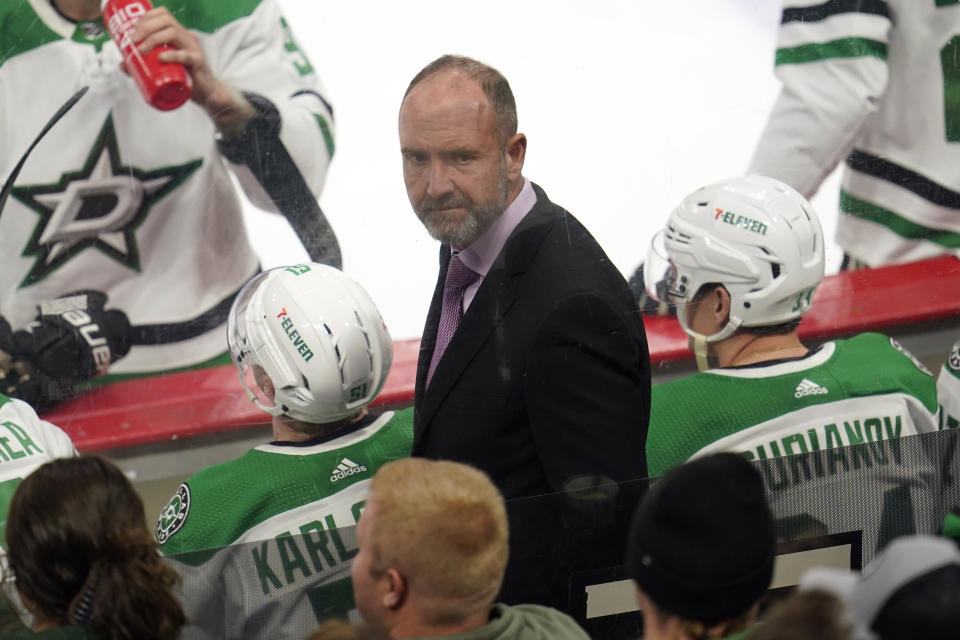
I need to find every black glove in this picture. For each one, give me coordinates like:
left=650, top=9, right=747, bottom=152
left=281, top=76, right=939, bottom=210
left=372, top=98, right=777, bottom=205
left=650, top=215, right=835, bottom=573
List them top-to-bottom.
left=12, top=290, right=132, bottom=382
left=0, top=316, right=71, bottom=410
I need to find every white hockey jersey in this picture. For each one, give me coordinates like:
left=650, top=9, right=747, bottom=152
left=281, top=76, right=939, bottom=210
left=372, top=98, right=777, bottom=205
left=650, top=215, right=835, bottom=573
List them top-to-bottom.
left=0, top=0, right=335, bottom=376
left=750, top=0, right=960, bottom=266
left=0, top=393, right=77, bottom=540
left=0, top=393, right=76, bottom=629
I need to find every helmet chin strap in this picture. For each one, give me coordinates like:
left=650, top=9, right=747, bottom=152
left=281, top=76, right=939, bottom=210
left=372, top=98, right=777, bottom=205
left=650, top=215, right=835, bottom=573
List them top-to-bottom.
left=677, top=303, right=742, bottom=372
left=693, top=334, right=710, bottom=372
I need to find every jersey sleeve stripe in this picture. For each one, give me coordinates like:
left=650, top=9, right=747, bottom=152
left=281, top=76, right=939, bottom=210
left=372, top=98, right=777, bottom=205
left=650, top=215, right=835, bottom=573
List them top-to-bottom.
left=782, top=0, right=890, bottom=25
left=777, top=12, right=892, bottom=50
left=776, top=38, right=887, bottom=66
left=846, top=150, right=960, bottom=209
left=840, top=191, right=960, bottom=247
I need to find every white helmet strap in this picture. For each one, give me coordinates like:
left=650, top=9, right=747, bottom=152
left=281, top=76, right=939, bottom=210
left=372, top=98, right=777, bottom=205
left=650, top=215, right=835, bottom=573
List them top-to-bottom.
left=676, top=301, right=742, bottom=371
left=693, top=334, right=710, bottom=372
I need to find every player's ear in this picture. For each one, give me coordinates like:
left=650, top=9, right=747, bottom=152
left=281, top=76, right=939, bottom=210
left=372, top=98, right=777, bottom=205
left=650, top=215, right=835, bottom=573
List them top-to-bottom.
left=505, top=133, right=526, bottom=179
left=712, top=286, right=732, bottom=328
left=253, top=365, right=276, bottom=400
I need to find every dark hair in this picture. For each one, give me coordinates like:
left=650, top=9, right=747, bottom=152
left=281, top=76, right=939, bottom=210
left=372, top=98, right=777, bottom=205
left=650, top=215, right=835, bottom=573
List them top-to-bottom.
left=403, top=54, right=518, bottom=144
left=693, top=283, right=801, bottom=336
left=741, top=318, right=802, bottom=337
left=5, top=457, right=186, bottom=640
left=872, top=564, right=960, bottom=640
left=750, top=590, right=852, bottom=640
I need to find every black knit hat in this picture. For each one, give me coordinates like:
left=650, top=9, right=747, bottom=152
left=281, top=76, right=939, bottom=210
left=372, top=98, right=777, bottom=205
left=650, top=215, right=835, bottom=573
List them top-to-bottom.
left=628, top=453, right=775, bottom=624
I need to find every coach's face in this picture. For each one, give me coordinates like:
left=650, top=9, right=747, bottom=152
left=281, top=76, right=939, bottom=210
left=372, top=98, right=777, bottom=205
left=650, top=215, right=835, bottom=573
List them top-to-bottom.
left=399, top=71, right=522, bottom=247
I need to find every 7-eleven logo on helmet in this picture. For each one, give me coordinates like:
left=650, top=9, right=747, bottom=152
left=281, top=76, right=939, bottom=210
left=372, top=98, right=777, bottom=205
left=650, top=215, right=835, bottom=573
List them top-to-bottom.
left=277, top=308, right=288, bottom=318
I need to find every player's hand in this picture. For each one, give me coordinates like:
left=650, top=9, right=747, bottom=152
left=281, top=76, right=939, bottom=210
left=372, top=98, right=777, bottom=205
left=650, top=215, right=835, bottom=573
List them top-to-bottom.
left=124, top=7, right=256, bottom=135
left=125, top=7, right=217, bottom=106
left=13, top=291, right=132, bottom=382
left=0, top=316, right=72, bottom=410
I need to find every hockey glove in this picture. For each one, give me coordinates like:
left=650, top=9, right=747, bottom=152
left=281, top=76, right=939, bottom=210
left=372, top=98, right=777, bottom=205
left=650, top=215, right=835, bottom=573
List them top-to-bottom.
left=13, top=290, right=132, bottom=382
left=0, top=316, right=71, bottom=410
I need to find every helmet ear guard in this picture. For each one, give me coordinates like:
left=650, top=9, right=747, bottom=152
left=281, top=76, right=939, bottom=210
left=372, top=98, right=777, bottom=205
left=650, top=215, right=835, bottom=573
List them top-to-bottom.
left=646, top=175, right=825, bottom=360
left=227, top=264, right=393, bottom=423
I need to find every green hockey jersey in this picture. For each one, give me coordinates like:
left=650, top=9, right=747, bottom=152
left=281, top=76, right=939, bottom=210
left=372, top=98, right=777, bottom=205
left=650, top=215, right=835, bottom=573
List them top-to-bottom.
left=648, top=333, right=941, bottom=561
left=939, top=340, right=960, bottom=430
left=157, top=408, right=412, bottom=640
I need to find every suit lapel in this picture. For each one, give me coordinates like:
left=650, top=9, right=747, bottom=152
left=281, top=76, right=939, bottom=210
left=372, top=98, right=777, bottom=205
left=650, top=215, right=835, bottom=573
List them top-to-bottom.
left=414, top=184, right=559, bottom=445
left=414, top=245, right=450, bottom=411
left=414, top=264, right=518, bottom=439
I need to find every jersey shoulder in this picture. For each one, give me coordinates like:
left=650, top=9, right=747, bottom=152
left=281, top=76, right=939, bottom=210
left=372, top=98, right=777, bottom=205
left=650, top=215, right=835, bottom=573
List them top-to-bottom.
left=161, top=0, right=266, bottom=34
left=0, top=2, right=63, bottom=66
left=830, top=333, right=937, bottom=411
left=941, top=340, right=960, bottom=383
left=0, top=394, right=76, bottom=460
left=157, top=411, right=412, bottom=556
left=156, top=446, right=307, bottom=555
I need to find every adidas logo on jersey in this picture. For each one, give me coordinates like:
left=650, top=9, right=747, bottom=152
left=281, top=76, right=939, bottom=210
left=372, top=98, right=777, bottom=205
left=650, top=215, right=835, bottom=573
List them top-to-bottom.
left=794, top=378, right=828, bottom=398
left=330, top=457, right=368, bottom=483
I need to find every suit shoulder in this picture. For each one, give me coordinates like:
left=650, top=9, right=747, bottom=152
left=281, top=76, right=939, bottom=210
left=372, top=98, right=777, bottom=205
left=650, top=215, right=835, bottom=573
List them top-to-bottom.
left=522, top=194, right=631, bottom=300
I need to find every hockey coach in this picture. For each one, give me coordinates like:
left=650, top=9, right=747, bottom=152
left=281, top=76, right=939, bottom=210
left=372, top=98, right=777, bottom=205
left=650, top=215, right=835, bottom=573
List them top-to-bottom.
left=398, top=54, right=651, bottom=605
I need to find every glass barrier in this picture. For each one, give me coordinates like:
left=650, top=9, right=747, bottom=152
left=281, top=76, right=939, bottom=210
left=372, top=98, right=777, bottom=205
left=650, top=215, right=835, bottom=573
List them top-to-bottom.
left=162, top=429, right=960, bottom=640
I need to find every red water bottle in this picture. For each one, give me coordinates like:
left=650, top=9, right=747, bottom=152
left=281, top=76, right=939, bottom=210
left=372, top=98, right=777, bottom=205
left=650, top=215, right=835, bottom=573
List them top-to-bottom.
left=102, top=0, right=192, bottom=111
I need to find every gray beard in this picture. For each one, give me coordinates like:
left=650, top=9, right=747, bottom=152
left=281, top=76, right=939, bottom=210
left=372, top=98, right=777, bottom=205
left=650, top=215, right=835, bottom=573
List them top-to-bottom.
left=418, top=160, right=509, bottom=247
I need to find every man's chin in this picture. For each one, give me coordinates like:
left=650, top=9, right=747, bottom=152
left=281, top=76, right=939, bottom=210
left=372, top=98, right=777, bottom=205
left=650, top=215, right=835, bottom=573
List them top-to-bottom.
left=419, top=213, right=477, bottom=246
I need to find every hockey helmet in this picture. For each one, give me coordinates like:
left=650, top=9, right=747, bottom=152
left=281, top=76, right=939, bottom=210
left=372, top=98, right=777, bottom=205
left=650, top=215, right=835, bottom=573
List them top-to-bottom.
left=644, top=175, right=824, bottom=344
left=227, top=263, right=393, bottom=423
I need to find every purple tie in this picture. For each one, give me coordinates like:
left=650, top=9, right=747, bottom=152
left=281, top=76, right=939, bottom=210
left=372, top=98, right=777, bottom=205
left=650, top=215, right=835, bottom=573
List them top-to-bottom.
left=426, top=252, right=480, bottom=388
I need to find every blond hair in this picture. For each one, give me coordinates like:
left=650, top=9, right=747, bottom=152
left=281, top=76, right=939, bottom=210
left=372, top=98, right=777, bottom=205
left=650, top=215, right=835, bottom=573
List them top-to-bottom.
left=367, top=458, right=508, bottom=625
left=306, top=618, right=388, bottom=640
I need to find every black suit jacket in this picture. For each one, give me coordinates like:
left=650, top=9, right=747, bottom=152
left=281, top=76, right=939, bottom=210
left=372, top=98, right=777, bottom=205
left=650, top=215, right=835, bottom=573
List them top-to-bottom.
left=413, top=183, right=650, bottom=499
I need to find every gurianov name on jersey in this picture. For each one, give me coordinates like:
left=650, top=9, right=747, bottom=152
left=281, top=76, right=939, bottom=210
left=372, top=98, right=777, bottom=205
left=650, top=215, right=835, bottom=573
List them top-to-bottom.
left=739, top=414, right=907, bottom=491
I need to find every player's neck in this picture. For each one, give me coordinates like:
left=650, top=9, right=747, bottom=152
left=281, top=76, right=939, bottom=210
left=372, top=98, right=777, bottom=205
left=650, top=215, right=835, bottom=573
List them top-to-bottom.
left=51, top=0, right=102, bottom=20
left=717, top=331, right=808, bottom=368
left=271, top=411, right=366, bottom=443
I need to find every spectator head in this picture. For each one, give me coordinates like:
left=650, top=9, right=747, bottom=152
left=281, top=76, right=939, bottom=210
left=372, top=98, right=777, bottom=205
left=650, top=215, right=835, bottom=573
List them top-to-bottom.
left=399, top=55, right=527, bottom=248
left=644, top=175, right=824, bottom=369
left=227, top=263, right=393, bottom=437
left=628, top=453, right=776, bottom=640
left=4, top=456, right=185, bottom=640
left=351, top=458, right=509, bottom=638
left=801, top=535, right=960, bottom=640
left=749, top=590, right=853, bottom=640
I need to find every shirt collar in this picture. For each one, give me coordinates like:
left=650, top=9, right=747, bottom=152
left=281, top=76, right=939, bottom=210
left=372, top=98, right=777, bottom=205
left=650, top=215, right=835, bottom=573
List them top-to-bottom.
left=456, top=178, right=535, bottom=276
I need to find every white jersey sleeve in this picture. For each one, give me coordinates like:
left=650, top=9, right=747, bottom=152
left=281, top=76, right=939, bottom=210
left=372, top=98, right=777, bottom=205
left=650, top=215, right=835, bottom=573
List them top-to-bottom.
left=200, top=0, right=335, bottom=210
left=749, top=1, right=892, bottom=197
left=939, top=341, right=960, bottom=430
left=0, top=395, right=77, bottom=479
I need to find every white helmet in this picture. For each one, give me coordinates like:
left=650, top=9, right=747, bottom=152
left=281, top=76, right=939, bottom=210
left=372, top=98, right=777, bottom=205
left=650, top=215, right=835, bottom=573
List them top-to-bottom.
left=645, top=175, right=824, bottom=346
left=227, top=263, right=393, bottom=423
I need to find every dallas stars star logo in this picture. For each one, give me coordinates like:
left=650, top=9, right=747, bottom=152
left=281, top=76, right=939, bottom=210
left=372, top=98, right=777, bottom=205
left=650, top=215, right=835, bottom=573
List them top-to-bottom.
left=12, top=114, right=200, bottom=287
